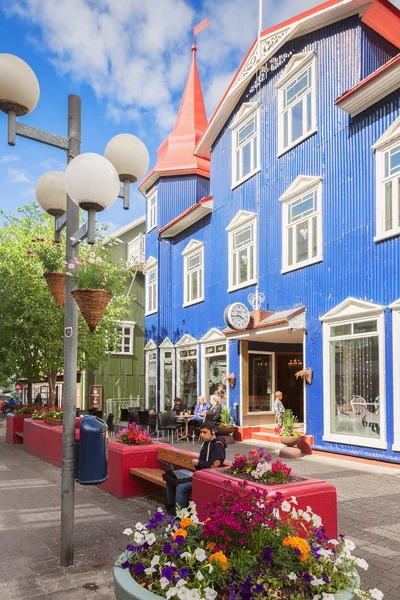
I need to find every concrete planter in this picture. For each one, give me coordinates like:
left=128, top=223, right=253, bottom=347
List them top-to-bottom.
left=6, top=413, right=30, bottom=444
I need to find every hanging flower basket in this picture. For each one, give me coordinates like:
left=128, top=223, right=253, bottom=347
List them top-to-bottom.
left=43, top=272, right=66, bottom=308
left=71, top=288, right=112, bottom=332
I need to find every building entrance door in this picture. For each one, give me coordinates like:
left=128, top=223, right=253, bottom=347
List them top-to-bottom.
left=248, top=352, right=274, bottom=413
left=276, top=353, right=304, bottom=421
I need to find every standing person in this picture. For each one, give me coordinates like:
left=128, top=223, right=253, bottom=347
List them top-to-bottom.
left=273, top=391, right=285, bottom=428
left=34, top=392, right=42, bottom=406
left=189, top=395, right=210, bottom=426
left=204, top=395, right=222, bottom=427
left=165, top=421, right=227, bottom=516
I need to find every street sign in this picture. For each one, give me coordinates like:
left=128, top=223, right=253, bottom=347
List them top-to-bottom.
left=15, top=384, right=22, bottom=391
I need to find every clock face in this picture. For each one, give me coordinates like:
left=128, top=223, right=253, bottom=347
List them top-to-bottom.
left=224, top=302, right=250, bottom=330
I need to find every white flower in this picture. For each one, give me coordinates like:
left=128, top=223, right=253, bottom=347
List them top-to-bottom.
left=291, top=496, right=298, bottom=505
left=281, top=500, right=291, bottom=512
left=307, top=505, right=313, bottom=513
left=157, top=507, right=164, bottom=513
left=291, top=507, right=299, bottom=520
left=272, top=508, right=280, bottom=519
left=302, top=511, right=312, bottom=523
left=312, top=513, right=322, bottom=528
left=135, top=522, right=145, bottom=531
left=123, top=528, right=133, bottom=536
left=133, top=532, right=144, bottom=544
left=146, top=533, right=156, bottom=545
left=329, top=539, right=339, bottom=545
left=344, top=539, right=356, bottom=551
left=195, top=548, right=207, bottom=562
left=319, top=549, right=333, bottom=558
left=180, top=552, right=192, bottom=561
left=151, top=555, right=160, bottom=568
left=355, top=557, right=369, bottom=570
left=165, top=561, right=176, bottom=567
left=206, top=563, right=214, bottom=573
left=145, top=567, right=156, bottom=575
left=196, top=571, right=204, bottom=581
left=288, top=572, right=297, bottom=580
left=160, top=577, right=170, bottom=590
left=311, top=577, right=325, bottom=586
left=176, top=579, right=187, bottom=588
left=177, top=587, right=188, bottom=600
left=204, top=587, right=218, bottom=600
left=166, top=588, right=177, bottom=599
left=186, top=589, right=201, bottom=600
left=369, top=589, right=384, bottom=600
left=321, top=594, right=335, bottom=600
left=313, top=596, right=322, bottom=600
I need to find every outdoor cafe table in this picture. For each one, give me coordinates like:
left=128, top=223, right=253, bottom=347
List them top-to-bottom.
left=176, top=414, right=193, bottom=442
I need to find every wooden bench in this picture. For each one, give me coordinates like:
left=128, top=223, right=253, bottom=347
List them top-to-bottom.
left=15, top=432, right=24, bottom=439
left=129, top=446, right=198, bottom=489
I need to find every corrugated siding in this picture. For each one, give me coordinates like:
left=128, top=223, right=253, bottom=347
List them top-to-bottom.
left=144, top=14, right=400, bottom=459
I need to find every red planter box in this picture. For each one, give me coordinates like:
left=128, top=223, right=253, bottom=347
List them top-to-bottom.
left=6, top=413, right=31, bottom=444
left=23, top=419, right=79, bottom=468
left=99, top=441, right=170, bottom=499
left=192, top=470, right=338, bottom=539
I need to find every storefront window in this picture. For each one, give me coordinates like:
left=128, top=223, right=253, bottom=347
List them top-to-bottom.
left=329, top=320, right=380, bottom=439
left=204, top=344, right=227, bottom=402
left=178, top=348, right=197, bottom=409
left=146, top=350, right=157, bottom=410
left=162, top=351, right=173, bottom=410
left=248, top=353, right=273, bottom=412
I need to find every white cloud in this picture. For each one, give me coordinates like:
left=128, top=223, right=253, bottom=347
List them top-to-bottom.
left=0, top=155, right=20, bottom=163
left=40, top=158, right=66, bottom=170
left=7, top=167, right=33, bottom=184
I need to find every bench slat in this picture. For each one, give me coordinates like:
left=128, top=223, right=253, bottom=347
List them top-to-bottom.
left=15, top=432, right=24, bottom=438
left=157, top=447, right=197, bottom=471
left=129, top=468, right=166, bottom=488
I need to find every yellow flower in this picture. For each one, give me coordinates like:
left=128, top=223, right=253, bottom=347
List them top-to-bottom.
left=180, top=518, right=192, bottom=529
left=173, top=529, right=188, bottom=540
left=283, top=536, right=310, bottom=562
left=206, top=542, right=216, bottom=551
left=209, top=550, right=228, bottom=571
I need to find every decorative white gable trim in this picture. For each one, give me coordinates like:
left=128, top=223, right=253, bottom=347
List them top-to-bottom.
left=230, top=25, right=297, bottom=96
left=275, top=51, right=315, bottom=89
left=230, top=102, right=259, bottom=130
left=373, top=115, right=400, bottom=152
left=280, top=175, right=323, bottom=204
left=226, top=210, right=256, bottom=232
left=182, top=239, right=204, bottom=257
left=144, top=256, right=157, bottom=272
left=320, top=297, right=386, bottom=323
left=390, top=299, right=400, bottom=311
left=199, top=328, right=226, bottom=344
left=175, top=334, right=198, bottom=348
left=159, top=337, right=174, bottom=348
left=144, top=339, right=157, bottom=351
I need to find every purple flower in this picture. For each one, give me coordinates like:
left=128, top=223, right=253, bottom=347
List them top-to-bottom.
left=153, top=511, right=164, bottom=523
left=174, top=535, right=186, bottom=546
left=163, top=543, right=172, bottom=554
left=126, top=544, right=137, bottom=552
left=311, top=546, right=321, bottom=558
left=262, top=547, right=273, bottom=564
left=294, top=547, right=301, bottom=556
left=172, top=548, right=181, bottom=557
left=121, top=560, right=130, bottom=569
left=133, top=562, right=145, bottom=575
left=162, top=566, right=175, bottom=581
left=179, top=567, right=189, bottom=579
left=302, top=572, right=312, bottom=583
left=322, top=573, right=330, bottom=584
left=241, top=575, right=253, bottom=597
left=227, top=583, right=236, bottom=591
left=253, top=583, right=264, bottom=594
left=228, top=593, right=237, bottom=600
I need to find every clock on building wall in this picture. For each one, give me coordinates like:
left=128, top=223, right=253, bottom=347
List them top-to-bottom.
left=224, top=302, right=251, bottom=330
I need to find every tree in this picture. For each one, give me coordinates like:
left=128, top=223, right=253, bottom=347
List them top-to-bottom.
left=0, top=203, right=132, bottom=405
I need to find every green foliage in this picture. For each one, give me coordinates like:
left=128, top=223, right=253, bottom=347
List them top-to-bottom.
left=0, top=202, right=134, bottom=395
left=27, top=237, right=64, bottom=272
left=66, top=247, right=133, bottom=292
left=219, top=405, right=233, bottom=426
left=282, top=409, right=299, bottom=436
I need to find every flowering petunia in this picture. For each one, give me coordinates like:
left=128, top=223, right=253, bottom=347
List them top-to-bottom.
left=281, top=500, right=291, bottom=512
left=123, top=528, right=133, bottom=535
left=146, top=533, right=156, bottom=545
left=174, top=535, right=186, bottom=547
left=163, top=543, right=172, bottom=555
left=262, top=547, right=273, bottom=564
left=195, top=548, right=207, bottom=562
left=150, top=555, right=160, bottom=568
left=355, top=558, right=369, bottom=570
left=121, top=560, right=130, bottom=569
left=133, top=562, right=145, bottom=575
left=162, top=566, right=175, bottom=581
left=179, top=567, right=189, bottom=579
left=302, top=572, right=313, bottom=583
left=160, top=577, right=170, bottom=590
left=204, top=587, right=218, bottom=600
left=369, top=589, right=384, bottom=600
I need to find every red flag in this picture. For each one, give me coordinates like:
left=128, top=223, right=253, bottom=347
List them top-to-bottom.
left=194, top=17, right=210, bottom=37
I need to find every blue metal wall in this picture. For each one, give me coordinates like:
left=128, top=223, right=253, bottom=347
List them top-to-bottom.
left=145, top=14, right=400, bottom=460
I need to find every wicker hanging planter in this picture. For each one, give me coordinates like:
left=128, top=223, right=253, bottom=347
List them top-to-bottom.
left=43, top=272, right=66, bottom=308
left=71, top=289, right=112, bottom=332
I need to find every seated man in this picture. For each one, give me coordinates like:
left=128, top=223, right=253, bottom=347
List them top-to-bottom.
left=172, top=397, right=187, bottom=414
left=165, top=421, right=227, bottom=517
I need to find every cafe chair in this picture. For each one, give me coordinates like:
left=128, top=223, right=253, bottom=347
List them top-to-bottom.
left=156, top=411, right=181, bottom=444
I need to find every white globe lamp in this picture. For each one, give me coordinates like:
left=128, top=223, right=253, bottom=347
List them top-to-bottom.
left=0, top=54, right=40, bottom=116
left=105, top=133, right=149, bottom=183
left=64, top=153, right=120, bottom=212
left=35, top=171, right=66, bottom=216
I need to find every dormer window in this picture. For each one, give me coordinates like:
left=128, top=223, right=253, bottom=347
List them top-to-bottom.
left=276, top=52, right=316, bottom=155
left=230, top=103, right=260, bottom=188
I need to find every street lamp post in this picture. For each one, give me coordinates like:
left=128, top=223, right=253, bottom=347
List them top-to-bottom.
left=0, top=53, right=149, bottom=566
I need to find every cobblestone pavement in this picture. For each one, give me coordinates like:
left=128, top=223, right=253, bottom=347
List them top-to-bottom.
left=1, top=421, right=400, bottom=600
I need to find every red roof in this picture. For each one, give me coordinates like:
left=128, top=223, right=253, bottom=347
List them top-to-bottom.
left=139, top=44, right=210, bottom=195
left=158, top=196, right=213, bottom=238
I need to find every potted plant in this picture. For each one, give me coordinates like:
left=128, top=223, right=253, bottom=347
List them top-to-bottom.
left=27, top=237, right=65, bottom=307
left=216, top=406, right=235, bottom=443
left=43, top=407, right=63, bottom=426
left=278, top=409, right=303, bottom=446
left=115, top=422, right=152, bottom=446
left=229, top=448, right=293, bottom=484
left=113, top=482, right=380, bottom=600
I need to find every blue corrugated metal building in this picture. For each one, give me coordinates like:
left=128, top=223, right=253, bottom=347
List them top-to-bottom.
left=140, top=0, right=400, bottom=462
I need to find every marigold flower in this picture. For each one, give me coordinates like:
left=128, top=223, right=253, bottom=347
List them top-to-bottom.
left=180, top=517, right=192, bottom=529
left=173, top=529, right=187, bottom=540
left=283, top=536, right=310, bottom=562
left=206, top=542, right=216, bottom=551
left=209, top=550, right=228, bottom=570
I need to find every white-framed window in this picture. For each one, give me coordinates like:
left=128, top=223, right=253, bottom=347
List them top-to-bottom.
left=276, top=51, right=316, bottom=156
left=230, top=102, right=260, bottom=188
left=373, top=116, right=400, bottom=241
left=280, top=175, right=323, bottom=272
left=147, top=189, right=157, bottom=232
left=226, top=210, right=257, bottom=291
left=127, top=234, right=145, bottom=265
left=182, top=240, right=204, bottom=306
left=145, top=257, right=157, bottom=315
left=321, top=298, right=386, bottom=450
left=390, top=299, right=400, bottom=451
left=112, top=321, right=135, bottom=355
left=200, top=329, right=228, bottom=404
left=175, top=334, right=198, bottom=410
left=160, top=338, right=175, bottom=412
left=145, top=340, right=157, bottom=410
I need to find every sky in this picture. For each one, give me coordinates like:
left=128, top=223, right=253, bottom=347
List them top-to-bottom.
left=0, top=0, right=399, bottom=233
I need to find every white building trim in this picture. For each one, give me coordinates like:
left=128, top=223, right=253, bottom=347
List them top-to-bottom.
left=390, top=299, right=400, bottom=451
left=159, top=337, right=175, bottom=412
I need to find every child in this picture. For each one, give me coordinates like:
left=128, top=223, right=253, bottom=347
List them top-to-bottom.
left=273, top=391, right=285, bottom=428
